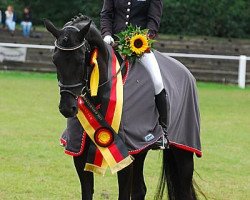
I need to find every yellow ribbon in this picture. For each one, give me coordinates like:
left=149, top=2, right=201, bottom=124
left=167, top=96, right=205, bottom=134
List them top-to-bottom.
left=90, top=49, right=99, bottom=97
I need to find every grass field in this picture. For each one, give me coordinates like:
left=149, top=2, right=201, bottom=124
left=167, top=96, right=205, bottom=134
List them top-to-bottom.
left=0, top=71, right=249, bottom=200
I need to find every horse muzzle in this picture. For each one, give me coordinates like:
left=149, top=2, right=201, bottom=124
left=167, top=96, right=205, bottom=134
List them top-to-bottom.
left=59, top=93, right=78, bottom=118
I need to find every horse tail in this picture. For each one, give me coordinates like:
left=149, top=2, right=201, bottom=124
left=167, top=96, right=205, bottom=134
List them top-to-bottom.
left=154, top=148, right=176, bottom=200
left=155, top=148, right=201, bottom=200
left=193, top=171, right=208, bottom=200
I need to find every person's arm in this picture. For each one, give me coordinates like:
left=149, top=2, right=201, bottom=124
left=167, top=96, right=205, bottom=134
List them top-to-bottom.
left=100, top=0, right=114, bottom=37
left=147, top=0, right=163, bottom=38
left=5, top=11, right=9, bottom=19
left=13, top=12, right=17, bottom=22
left=28, top=12, right=32, bottom=22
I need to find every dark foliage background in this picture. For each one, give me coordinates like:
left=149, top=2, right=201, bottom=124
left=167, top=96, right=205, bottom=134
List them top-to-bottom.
left=0, top=0, right=101, bottom=26
left=1, top=0, right=249, bottom=38
left=160, top=0, right=250, bottom=38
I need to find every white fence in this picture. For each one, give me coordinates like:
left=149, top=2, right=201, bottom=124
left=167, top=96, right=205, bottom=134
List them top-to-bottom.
left=0, top=42, right=249, bottom=88
left=0, top=42, right=54, bottom=50
left=163, top=53, right=250, bottom=89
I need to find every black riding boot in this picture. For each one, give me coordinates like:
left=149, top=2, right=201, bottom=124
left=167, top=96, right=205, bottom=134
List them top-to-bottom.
left=151, top=89, right=169, bottom=150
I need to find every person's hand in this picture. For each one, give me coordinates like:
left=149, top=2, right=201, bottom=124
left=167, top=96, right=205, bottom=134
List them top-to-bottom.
left=147, top=30, right=156, bottom=39
left=103, top=35, right=114, bottom=45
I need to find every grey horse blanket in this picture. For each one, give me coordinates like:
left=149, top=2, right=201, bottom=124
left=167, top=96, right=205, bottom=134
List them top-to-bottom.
left=60, top=50, right=202, bottom=157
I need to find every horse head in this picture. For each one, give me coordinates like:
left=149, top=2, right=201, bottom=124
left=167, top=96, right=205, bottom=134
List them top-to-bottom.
left=44, top=16, right=92, bottom=118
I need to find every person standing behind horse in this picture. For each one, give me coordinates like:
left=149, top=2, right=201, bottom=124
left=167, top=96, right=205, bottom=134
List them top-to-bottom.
left=100, top=0, right=168, bottom=148
left=5, top=5, right=16, bottom=36
left=21, top=7, right=32, bottom=37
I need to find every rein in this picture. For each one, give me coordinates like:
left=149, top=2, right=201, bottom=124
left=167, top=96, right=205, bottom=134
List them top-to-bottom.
left=78, top=59, right=126, bottom=98
left=94, top=61, right=126, bottom=89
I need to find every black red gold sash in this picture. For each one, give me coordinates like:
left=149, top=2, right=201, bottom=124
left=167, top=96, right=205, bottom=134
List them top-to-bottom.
left=76, top=47, right=133, bottom=174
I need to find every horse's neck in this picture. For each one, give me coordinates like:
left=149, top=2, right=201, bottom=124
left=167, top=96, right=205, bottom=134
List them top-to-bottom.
left=87, top=27, right=108, bottom=58
left=85, top=28, right=112, bottom=105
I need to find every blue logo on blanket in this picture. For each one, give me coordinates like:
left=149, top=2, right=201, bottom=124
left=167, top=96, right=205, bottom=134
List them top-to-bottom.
left=144, top=133, right=155, bottom=142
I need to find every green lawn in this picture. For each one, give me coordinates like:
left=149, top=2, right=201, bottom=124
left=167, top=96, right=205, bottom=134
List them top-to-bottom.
left=0, top=71, right=249, bottom=200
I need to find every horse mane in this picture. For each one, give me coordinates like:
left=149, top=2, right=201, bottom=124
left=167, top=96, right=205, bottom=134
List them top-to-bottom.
left=63, top=14, right=104, bottom=51
left=63, top=14, right=98, bottom=36
left=64, top=14, right=96, bottom=27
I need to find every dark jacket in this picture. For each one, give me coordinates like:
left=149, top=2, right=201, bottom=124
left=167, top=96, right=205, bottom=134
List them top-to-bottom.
left=100, top=0, right=163, bottom=37
left=22, top=12, right=32, bottom=22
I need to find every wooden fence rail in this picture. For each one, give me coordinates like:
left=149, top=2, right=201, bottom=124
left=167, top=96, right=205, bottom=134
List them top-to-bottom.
left=0, top=42, right=249, bottom=88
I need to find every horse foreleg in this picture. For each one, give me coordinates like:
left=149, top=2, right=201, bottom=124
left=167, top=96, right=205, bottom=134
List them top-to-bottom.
left=73, top=140, right=94, bottom=200
left=117, top=151, right=148, bottom=200
left=131, top=151, right=148, bottom=200
left=73, top=154, right=94, bottom=200
left=117, top=162, right=133, bottom=200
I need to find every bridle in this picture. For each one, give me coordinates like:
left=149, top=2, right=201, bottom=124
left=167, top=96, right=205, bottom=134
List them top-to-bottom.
left=55, top=25, right=126, bottom=99
left=55, top=26, right=90, bottom=99
left=55, top=26, right=87, bottom=51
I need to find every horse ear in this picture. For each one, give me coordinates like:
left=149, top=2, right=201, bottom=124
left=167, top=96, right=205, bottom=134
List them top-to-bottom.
left=44, top=19, right=60, bottom=38
left=78, top=20, right=92, bottom=41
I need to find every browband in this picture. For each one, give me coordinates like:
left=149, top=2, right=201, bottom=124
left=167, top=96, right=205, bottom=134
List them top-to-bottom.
left=55, top=25, right=86, bottom=51
left=55, top=40, right=86, bottom=51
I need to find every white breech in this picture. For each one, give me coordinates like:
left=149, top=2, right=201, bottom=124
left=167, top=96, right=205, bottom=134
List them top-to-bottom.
left=139, top=51, right=164, bottom=95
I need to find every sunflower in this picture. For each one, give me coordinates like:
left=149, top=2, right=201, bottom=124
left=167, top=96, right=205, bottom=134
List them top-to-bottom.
left=115, top=25, right=154, bottom=61
left=130, top=34, right=149, bottom=55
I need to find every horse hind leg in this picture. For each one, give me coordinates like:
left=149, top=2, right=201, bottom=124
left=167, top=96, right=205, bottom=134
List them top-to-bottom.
left=155, top=147, right=197, bottom=200
left=168, top=147, right=197, bottom=200
left=156, top=148, right=179, bottom=200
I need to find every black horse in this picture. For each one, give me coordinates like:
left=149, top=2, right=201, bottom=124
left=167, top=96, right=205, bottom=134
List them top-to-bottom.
left=44, top=15, right=202, bottom=200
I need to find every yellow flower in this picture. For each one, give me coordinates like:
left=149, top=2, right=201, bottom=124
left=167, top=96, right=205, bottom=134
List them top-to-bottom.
left=130, top=34, right=149, bottom=55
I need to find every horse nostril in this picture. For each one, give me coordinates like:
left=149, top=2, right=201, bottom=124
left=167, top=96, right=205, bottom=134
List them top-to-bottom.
left=58, top=96, right=78, bottom=118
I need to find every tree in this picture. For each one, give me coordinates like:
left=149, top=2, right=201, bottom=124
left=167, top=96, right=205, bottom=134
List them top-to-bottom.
left=1, top=0, right=249, bottom=38
left=160, top=0, right=250, bottom=38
